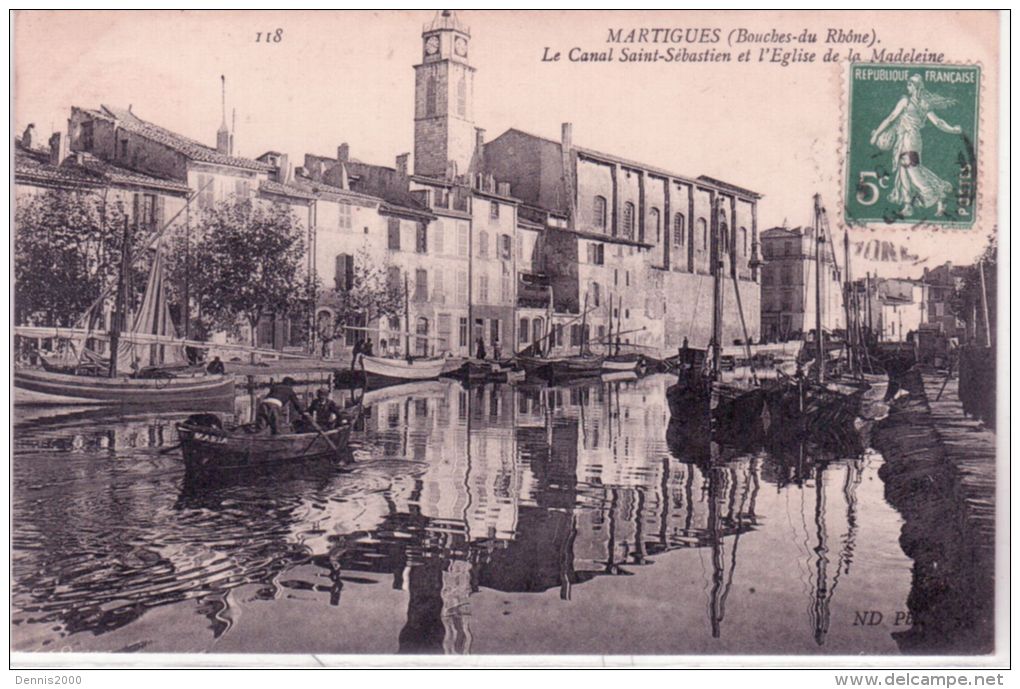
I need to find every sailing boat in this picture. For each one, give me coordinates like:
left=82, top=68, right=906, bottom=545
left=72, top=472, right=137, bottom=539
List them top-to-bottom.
left=760, top=195, right=867, bottom=449
left=666, top=198, right=771, bottom=438
left=15, top=222, right=233, bottom=407
left=517, top=291, right=603, bottom=382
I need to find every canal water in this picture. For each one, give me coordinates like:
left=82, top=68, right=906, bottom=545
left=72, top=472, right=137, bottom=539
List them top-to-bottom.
left=12, top=374, right=915, bottom=656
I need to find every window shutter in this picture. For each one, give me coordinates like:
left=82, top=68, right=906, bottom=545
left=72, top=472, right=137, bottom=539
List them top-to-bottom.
left=132, top=193, right=141, bottom=230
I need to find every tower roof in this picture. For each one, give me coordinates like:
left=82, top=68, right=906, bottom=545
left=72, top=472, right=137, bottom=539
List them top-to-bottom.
left=425, top=10, right=469, bottom=35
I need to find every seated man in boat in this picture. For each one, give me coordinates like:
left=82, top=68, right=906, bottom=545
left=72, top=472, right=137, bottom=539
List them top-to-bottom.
left=362, top=338, right=374, bottom=356
left=206, top=356, right=225, bottom=375
left=255, top=377, right=307, bottom=435
left=306, top=387, right=342, bottom=429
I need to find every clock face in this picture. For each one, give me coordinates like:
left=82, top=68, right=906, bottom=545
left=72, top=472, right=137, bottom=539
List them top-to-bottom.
left=425, top=36, right=439, bottom=55
left=454, top=36, right=468, bottom=57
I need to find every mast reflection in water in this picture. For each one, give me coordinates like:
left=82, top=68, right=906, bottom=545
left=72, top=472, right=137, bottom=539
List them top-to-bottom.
left=12, top=375, right=913, bottom=655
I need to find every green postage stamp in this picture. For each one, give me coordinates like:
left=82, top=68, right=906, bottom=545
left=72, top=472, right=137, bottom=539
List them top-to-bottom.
left=845, top=63, right=980, bottom=228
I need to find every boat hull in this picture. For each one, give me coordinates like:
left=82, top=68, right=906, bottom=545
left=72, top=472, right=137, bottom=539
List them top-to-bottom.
left=354, top=355, right=448, bottom=388
left=517, top=355, right=604, bottom=382
left=602, top=358, right=640, bottom=372
left=14, top=368, right=235, bottom=407
left=177, top=420, right=354, bottom=473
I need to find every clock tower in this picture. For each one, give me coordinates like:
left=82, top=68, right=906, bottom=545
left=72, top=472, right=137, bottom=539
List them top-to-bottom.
left=413, top=10, right=476, bottom=179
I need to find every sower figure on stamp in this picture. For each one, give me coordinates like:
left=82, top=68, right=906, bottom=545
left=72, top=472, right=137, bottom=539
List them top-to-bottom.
left=870, top=74, right=963, bottom=218
left=256, top=377, right=306, bottom=434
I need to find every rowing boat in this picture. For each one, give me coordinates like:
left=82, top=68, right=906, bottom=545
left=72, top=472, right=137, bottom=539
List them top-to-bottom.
left=354, top=354, right=448, bottom=388
left=516, top=354, right=604, bottom=382
left=176, top=408, right=360, bottom=473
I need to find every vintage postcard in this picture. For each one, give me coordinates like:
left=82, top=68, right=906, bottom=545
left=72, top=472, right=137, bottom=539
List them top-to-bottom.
left=10, top=10, right=1004, bottom=670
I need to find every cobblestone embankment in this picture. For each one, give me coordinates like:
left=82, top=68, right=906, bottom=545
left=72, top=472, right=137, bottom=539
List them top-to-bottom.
left=871, top=369, right=996, bottom=654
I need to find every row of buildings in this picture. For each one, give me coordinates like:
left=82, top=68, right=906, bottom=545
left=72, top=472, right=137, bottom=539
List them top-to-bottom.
left=14, top=10, right=765, bottom=360
left=757, top=222, right=969, bottom=344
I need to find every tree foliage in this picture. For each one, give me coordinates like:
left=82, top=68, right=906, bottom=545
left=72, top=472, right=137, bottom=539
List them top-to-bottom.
left=14, top=189, right=139, bottom=326
left=184, top=197, right=306, bottom=345
left=315, top=249, right=405, bottom=351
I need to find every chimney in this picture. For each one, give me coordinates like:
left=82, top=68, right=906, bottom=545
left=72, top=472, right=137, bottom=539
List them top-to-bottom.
left=216, top=75, right=230, bottom=154
left=561, top=122, right=576, bottom=222
left=475, top=127, right=486, bottom=155
left=48, top=132, right=67, bottom=165
left=337, top=143, right=349, bottom=163
left=277, top=153, right=290, bottom=183
left=395, top=153, right=409, bottom=177
left=498, top=181, right=511, bottom=196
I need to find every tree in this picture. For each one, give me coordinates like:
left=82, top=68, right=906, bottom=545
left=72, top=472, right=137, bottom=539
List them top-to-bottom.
left=14, top=189, right=135, bottom=326
left=185, top=197, right=306, bottom=349
left=950, top=235, right=996, bottom=345
left=315, top=249, right=405, bottom=356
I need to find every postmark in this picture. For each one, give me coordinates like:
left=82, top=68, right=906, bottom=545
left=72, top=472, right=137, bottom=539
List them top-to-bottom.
left=844, top=63, right=979, bottom=228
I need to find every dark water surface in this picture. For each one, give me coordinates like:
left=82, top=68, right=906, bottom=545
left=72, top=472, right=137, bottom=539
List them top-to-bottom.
left=12, top=375, right=914, bottom=655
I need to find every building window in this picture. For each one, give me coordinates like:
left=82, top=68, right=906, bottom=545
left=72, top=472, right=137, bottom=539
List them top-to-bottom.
left=426, top=76, right=437, bottom=116
left=457, top=76, right=467, bottom=117
left=80, top=121, right=94, bottom=151
left=119, top=139, right=128, bottom=159
left=197, top=174, right=216, bottom=210
left=234, top=179, right=250, bottom=199
left=134, top=193, right=158, bottom=232
left=593, top=196, right=607, bottom=230
left=489, top=201, right=499, bottom=220
left=622, top=202, right=635, bottom=239
left=338, top=203, right=352, bottom=230
left=649, top=208, right=661, bottom=244
left=674, top=213, right=685, bottom=246
left=388, top=218, right=401, bottom=251
left=698, top=218, right=708, bottom=249
left=433, top=220, right=444, bottom=254
left=457, top=221, right=469, bottom=257
left=415, top=222, right=428, bottom=254
left=720, top=222, right=729, bottom=252
left=741, top=227, right=748, bottom=255
left=478, top=230, right=488, bottom=258
left=499, top=234, right=512, bottom=260
left=785, top=240, right=793, bottom=256
left=587, top=242, right=605, bottom=265
left=334, top=253, right=354, bottom=291
left=387, top=266, right=401, bottom=293
left=414, top=268, right=428, bottom=301
left=433, top=269, right=445, bottom=303
left=457, top=270, right=468, bottom=304
left=626, top=270, right=630, bottom=287
left=478, top=274, right=489, bottom=303
left=501, top=275, right=512, bottom=303
left=591, top=282, right=600, bottom=307
left=437, top=314, right=452, bottom=351
left=459, top=317, right=469, bottom=348
left=519, top=318, right=530, bottom=344
left=490, top=319, right=501, bottom=348
left=570, top=324, right=582, bottom=347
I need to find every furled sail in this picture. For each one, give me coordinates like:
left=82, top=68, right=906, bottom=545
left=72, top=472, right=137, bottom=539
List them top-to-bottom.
left=116, top=247, right=187, bottom=372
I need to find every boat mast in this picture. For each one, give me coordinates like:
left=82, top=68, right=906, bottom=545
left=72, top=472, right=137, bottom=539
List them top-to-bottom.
left=814, top=194, right=824, bottom=384
left=710, top=196, right=723, bottom=381
left=108, top=216, right=132, bottom=378
left=842, top=228, right=857, bottom=376
left=404, top=273, right=411, bottom=357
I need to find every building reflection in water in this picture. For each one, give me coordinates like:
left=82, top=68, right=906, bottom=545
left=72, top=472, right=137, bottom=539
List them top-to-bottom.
left=11, top=375, right=875, bottom=653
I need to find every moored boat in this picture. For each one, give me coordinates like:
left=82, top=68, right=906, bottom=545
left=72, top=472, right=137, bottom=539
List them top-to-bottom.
left=353, top=354, right=448, bottom=388
left=517, top=354, right=604, bottom=383
left=14, top=367, right=235, bottom=407
left=177, top=409, right=359, bottom=473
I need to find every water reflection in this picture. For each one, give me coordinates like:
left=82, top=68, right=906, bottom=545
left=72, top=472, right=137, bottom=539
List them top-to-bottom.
left=12, top=375, right=911, bottom=655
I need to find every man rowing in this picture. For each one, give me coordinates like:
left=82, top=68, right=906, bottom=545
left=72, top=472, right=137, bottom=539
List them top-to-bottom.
left=255, top=377, right=306, bottom=435
left=307, top=387, right=342, bottom=429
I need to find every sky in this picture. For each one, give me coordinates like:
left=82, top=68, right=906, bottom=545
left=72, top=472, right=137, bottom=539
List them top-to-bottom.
left=13, top=10, right=1001, bottom=278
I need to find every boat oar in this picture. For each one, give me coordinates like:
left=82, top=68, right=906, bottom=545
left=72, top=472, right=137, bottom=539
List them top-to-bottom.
left=305, top=414, right=350, bottom=464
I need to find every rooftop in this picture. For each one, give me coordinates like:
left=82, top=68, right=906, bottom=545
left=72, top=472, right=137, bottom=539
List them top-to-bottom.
left=85, top=105, right=271, bottom=172
left=493, top=127, right=762, bottom=200
left=15, top=142, right=191, bottom=194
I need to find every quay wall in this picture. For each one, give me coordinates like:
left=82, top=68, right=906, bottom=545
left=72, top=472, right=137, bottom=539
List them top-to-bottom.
left=871, top=369, right=996, bottom=654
